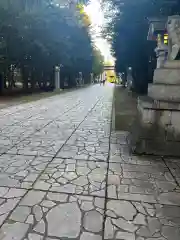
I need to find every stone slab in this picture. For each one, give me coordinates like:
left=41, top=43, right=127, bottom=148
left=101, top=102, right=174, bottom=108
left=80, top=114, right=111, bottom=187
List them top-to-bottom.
left=164, top=60, right=180, bottom=69
left=154, top=68, right=180, bottom=85
left=148, top=83, right=180, bottom=102
left=138, top=96, right=180, bottom=111
left=57, top=134, right=109, bottom=162
left=7, top=137, right=65, bottom=157
left=0, top=154, right=51, bottom=188
left=108, top=156, right=177, bottom=197
left=165, top=158, right=180, bottom=185
left=34, top=159, right=107, bottom=197
left=0, top=187, right=26, bottom=227
left=1, top=190, right=105, bottom=239
left=105, top=199, right=180, bottom=240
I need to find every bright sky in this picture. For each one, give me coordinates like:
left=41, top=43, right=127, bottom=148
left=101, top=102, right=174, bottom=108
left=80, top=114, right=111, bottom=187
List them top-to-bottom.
left=84, top=0, right=114, bottom=63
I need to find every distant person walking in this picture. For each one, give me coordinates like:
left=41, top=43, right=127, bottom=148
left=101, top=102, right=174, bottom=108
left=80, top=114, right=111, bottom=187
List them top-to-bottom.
left=102, top=79, right=105, bottom=86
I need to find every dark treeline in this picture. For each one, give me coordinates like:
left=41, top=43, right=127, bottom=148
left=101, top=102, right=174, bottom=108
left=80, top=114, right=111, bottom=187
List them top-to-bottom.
left=0, top=0, right=104, bottom=94
left=103, top=0, right=180, bottom=94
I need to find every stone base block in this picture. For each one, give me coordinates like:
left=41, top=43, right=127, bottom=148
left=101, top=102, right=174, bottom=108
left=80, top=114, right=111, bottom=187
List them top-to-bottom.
left=164, top=60, right=180, bottom=69
left=154, top=68, right=180, bottom=84
left=148, top=83, right=180, bottom=101
left=131, top=96, right=180, bottom=156
left=134, top=139, right=180, bottom=156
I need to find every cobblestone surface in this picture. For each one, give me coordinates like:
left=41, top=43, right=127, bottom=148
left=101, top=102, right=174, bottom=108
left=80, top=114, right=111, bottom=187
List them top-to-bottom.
left=0, top=85, right=180, bottom=239
left=0, top=155, right=50, bottom=188
left=107, top=157, right=179, bottom=202
left=34, top=159, right=107, bottom=196
left=4, top=190, right=104, bottom=239
left=105, top=199, right=180, bottom=240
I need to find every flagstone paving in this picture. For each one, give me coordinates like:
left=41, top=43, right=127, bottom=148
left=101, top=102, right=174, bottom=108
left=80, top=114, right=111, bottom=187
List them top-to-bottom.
left=0, top=85, right=180, bottom=239
left=34, top=158, right=107, bottom=196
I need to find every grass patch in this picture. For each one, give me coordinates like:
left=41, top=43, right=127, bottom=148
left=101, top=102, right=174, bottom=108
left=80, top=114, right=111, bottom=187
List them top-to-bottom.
left=113, top=85, right=138, bottom=131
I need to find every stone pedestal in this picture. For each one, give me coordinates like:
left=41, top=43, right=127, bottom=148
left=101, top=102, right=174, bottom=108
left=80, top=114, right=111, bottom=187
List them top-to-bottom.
left=131, top=15, right=180, bottom=156
left=131, top=61, right=180, bottom=156
left=55, top=66, right=60, bottom=89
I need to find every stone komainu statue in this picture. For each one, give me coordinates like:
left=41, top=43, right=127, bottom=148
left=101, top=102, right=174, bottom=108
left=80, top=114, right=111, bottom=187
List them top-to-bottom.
left=167, top=16, right=180, bottom=60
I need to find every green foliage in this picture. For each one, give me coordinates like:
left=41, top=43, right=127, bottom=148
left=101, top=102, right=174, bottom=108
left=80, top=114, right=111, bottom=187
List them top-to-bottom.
left=0, top=0, right=103, bottom=92
left=103, top=0, right=180, bottom=94
left=92, top=48, right=104, bottom=77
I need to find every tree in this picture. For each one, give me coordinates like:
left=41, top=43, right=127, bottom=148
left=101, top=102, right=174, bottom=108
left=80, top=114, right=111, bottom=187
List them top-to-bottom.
left=0, top=0, right=96, bottom=93
left=102, top=0, right=180, bottom=94
left=77, top=3, right=104, bottom=78
left=92, top=48, right=104, bottom=77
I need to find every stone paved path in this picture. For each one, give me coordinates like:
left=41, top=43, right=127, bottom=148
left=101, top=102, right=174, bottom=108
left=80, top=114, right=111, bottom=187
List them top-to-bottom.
left=0, top=85, right=180, bottom=240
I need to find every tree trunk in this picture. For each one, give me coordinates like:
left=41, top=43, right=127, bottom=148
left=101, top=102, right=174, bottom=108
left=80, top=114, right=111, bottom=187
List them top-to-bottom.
left=7, top=66, right=13, bottom=90
left=21, top=66, right=29, bottom=92
left=133, top=69, right=148, bottom=95
left=30, top=71, right=36, bottom=91
left=0, top=74, right=3, bottom=94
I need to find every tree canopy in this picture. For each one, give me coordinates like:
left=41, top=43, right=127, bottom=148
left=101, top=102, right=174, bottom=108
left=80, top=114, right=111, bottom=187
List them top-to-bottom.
left=0, top=0, right=104, bottom=93
left=103, top=0, right=180, bottom=93
left=92, top=47, right=104, bottom=77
